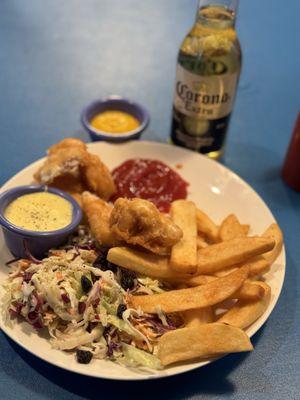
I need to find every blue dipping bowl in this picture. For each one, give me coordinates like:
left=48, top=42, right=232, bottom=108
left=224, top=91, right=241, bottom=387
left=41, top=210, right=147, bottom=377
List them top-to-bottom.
left=81, top=96, right=150, bottom=143
left=0, top=185, right=82, bottom=259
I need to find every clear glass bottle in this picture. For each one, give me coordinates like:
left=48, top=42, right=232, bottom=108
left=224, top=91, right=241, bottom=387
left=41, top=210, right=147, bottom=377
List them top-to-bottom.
left=170, top=0, right=241, bottom=159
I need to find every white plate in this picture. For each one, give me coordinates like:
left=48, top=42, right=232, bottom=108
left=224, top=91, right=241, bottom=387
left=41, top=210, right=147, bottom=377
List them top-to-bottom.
left=0, top=141, right=285, bottom=380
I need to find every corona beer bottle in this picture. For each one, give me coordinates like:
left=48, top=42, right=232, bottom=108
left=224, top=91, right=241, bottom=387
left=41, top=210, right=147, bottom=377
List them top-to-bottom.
left=170, top=0, right=241, bottom=159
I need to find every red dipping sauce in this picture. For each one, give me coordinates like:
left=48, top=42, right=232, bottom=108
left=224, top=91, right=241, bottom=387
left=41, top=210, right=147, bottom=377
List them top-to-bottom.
left=111, top=159, right=189, bottom=212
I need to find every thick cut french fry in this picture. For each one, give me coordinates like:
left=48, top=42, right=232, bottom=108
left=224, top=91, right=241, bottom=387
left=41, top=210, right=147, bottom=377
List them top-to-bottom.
left=170, top=200, right=197, bottom=274
left=196, top=209, right=219, bottom=242
left=219, top=214, right=247, bottom=241
left=261, top=223, right=283, bottom=264
left=242, top=224, right=250, bottom=235
left=197, top=234, right=209, bottom=249
left=197, top=236, right=275, bottom=274
left=107, top=247, right=180, bottom=280
left=108, top=247, right=261, bottom=287
left=215, top=256, right=270, bottom=278
left=247, top=257, right=271, bottom=277
left=130, top=266, right=249, bottom=313
left=214, top=266, right=238, bottom=277
left=185, top=274, right=216, bottom=286
left=185, top=275, right=263, bottom=301
left=234, top=280, right=265, bottom=301
left=218, top=282, right=271, bottom=329
left=184, top=307, right=214, bottom=328
left=158, top=323, right=253, bottom=366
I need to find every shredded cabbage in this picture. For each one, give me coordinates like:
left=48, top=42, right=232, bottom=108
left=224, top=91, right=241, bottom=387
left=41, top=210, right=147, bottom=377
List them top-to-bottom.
left=2, top=234, right=174, bottom=370
left=121, top=343, right=162, bottom=370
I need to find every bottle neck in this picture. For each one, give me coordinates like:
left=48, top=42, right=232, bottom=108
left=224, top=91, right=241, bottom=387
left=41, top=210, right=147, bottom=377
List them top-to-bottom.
left=196, top=0, right=238, bottom=29
left=198, top=0, right=238, bottom=13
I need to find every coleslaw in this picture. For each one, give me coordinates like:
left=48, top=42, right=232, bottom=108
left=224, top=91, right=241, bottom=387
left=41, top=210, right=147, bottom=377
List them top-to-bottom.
left=2, top=226, right=181, bottom=369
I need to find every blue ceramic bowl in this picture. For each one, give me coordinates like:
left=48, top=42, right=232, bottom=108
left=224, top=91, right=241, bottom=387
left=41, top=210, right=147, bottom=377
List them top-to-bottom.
left=81, top=96, right=150, bottom=142
left=0, top=185, right=82, bottom=259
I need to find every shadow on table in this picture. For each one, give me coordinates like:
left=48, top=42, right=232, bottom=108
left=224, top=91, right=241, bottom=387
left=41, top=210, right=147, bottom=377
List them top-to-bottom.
left=224, top=141, right=299, bottom=212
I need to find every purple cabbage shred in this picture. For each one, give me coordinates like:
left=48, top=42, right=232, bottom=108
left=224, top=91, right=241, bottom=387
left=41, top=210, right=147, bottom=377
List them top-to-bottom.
left=23, top=240, right=42, bottom=264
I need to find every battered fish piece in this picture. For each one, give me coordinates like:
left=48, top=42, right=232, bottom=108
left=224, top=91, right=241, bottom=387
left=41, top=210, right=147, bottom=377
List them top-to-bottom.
left=34, top=138, right=116, bottom=200
left=48, top=138, right=87, bottom=154
left=34, top=146, right=88, bottom=183
left=82, top=153, right=116, bottom=201
left=47, top=175, right=87, bottom=207
left=47, top=175, right=87, bottom=194
left=82, top=191, right=120, bottom=247
left=70, top=192, right=83, bottom=208
left=109, top=198, right=183, bottom=255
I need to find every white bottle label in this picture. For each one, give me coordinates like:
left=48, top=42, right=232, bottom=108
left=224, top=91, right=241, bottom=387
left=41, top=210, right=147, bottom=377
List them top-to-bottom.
left=174, top=64, right=238, bottom=120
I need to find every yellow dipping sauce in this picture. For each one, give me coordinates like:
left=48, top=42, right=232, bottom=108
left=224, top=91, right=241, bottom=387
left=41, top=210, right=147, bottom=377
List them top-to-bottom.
left=90, top=110, right=140, bottom=134
left=4, top=192, right=73, bottom=232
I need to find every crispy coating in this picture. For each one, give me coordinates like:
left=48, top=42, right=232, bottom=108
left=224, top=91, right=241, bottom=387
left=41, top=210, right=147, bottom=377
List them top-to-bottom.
left=34, top=138, right=116, bottom=200
left=48, top=138, right=87, bottom=155
left=34, top=146, right=88, bottom=183
left=82, top=153, right=116, bottom=201
left=48, top=175, right=87, bottom=194
left=48, top=175, right=87, bottom=207
left=82, top=191, right=120, bottom=247
left=70, top=192, right=83, bottom=208
left=109, top=198, right=183, bottom=254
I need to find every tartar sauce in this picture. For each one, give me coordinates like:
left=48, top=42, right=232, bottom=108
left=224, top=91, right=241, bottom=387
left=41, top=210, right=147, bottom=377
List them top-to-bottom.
left=4, top=192, right=72, bottom=231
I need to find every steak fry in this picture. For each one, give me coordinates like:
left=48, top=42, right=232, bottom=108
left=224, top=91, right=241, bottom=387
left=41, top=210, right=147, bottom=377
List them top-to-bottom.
left=197, top=237, right=275, bottom=274
left=130, top=266, right=249, bottom=313
left=218, top=282, right=271, bottom=329
left=158, top=323, right=253, bottom=366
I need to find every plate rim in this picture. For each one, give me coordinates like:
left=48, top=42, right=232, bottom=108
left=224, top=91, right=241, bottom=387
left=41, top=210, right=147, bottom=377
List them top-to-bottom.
left=0, top=140, right=286, bottom=380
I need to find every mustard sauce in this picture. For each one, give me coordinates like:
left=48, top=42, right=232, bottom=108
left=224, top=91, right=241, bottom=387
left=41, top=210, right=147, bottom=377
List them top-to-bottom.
left=90, top=110, right=140, bottom=134
left=4, top=192, right=72, bottom=232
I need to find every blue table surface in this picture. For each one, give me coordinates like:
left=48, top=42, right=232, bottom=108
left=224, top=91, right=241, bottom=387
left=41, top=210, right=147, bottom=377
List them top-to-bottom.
left=0, top=0, right=299, bottom=399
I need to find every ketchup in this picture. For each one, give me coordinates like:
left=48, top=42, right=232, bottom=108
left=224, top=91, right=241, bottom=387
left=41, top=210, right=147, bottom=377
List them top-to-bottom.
left=111, top=159, right=189, bottom=212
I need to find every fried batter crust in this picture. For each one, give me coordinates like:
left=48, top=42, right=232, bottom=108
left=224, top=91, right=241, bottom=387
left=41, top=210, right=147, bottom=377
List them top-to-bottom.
left=34, top=138, right=115, bottom=201
left=48, top=138, right=87, bottom=154
left=82, top=153, right=116, bottom=201
left=82, top=191, right=120, bottom=247
left=109, top=198, right=182, bottom=254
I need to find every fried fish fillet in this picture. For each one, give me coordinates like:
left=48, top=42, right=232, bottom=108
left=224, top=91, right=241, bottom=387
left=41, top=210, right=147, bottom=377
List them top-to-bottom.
left=34, top=138, right=116, bottom=200
left=48, top=138, right=87, bottom=154
left=34, top=146, right=87, bottom=183
left=82, top=153, right=116, bottom=201
left=45, top=174, right=87, bottom=194
left=47, top=175, right=87, bottom=207
left=82, top=191, right=120, bottom=247
left=109, top=198, right=183, bottom=254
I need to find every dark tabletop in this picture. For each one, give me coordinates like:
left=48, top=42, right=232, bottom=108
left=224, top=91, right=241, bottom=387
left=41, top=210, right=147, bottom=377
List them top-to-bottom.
left=0, top=1, right=299, bottom=399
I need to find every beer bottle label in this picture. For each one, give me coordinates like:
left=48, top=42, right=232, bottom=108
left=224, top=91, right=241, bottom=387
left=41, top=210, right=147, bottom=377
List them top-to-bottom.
left=171, top=64, right=239, bottom=153
left=174, top=64, right=238, bottom=120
